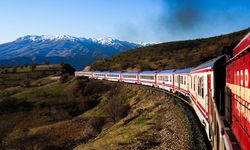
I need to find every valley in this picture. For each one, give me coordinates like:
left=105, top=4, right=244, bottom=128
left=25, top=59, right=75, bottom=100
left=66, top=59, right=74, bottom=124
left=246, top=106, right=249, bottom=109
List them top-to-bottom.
left=0, top=71, right=209, bottom=149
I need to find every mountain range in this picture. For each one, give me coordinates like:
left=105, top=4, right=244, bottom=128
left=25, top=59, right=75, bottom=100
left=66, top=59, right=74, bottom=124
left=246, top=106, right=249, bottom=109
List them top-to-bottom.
left=0, top=35, right=141, bottom=70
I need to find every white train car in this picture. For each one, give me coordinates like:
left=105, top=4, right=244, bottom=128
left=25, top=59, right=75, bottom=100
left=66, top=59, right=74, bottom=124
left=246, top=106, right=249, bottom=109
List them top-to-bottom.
left=189, top=56, right=225, bottom=140
left=173, top=68, right=192, bottom=96
left=156, top=69, right=175, bottom=92
left=75, top=71, right=93, bottom=78
left=93, top=71, right=107, bottom=80
left=139, top=71, right=158, bottom=87
left=106, top=72, right=122, bottom=81
left=121, top=72, right=139, bottom=83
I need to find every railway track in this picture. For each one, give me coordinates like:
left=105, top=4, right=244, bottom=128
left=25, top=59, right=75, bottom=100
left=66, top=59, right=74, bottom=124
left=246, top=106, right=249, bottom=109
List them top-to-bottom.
left=113, top=80, right=211, bottom=149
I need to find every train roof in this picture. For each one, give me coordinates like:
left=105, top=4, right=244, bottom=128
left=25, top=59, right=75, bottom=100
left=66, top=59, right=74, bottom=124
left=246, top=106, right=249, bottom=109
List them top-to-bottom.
left=233, top=32, right=250, bottom=56
left=191, top=55, right=224, bottom=72
left=175, top=68, right=193, bottom=74
left=157, top=69, right=176, bottom=74
left=80, top=71, right=93, bottom=73
left=93, top=71, right=109, bottom=74
left=106, top=71, right=122, bottom=74
left=121, top=71, right=139, bottom=75
left=139, top=71, right=158, bottom=75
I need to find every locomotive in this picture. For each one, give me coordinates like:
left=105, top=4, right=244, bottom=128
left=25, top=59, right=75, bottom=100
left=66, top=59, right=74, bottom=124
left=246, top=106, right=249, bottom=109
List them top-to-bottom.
left=75, top=32, right=250, bottom=150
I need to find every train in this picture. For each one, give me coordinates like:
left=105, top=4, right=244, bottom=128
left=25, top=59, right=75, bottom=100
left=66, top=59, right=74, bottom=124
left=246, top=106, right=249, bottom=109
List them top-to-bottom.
left=75, top=32, right=250, bottom=150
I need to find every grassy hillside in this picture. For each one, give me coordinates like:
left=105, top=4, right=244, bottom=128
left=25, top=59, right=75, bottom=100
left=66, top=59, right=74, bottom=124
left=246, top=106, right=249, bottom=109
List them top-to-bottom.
left=91, top=28, right=250, bottom=71
left=0, top=64, right=75, bottom=88
left=0, top=77, right=209, bottom=149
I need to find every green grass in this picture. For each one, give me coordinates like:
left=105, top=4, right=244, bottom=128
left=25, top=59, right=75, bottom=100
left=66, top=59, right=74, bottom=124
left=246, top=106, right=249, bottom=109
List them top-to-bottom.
left=0, top=64, right=75, bottom=88
left=74, top=85, right=164, bottom=150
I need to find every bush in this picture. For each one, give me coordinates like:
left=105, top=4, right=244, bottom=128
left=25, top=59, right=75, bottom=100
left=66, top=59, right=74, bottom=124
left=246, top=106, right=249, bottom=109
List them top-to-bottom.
left=60, top=63, right=75, bottom=75
left=60, top=74, right=69, bottom=83
left=82, top=80, right=106, bottom=96
left=105, top=88, right=130, bottom=123
left=68, top=95, right=100, bottom=117
left=88, top=116, right=105, bottom=133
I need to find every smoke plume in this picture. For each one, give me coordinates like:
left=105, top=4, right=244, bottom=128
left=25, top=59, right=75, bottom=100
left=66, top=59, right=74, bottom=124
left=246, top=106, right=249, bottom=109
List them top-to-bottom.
left=158, top=0, right=202, bottom=35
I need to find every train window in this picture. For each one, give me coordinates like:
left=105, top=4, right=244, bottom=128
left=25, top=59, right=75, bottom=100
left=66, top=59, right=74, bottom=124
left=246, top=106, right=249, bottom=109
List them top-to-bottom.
left=245, top=69, right=248, bottom=87
left=107, top=74, right=119, bottom=78
left=123, top=75, right=136, bottom=78
left=141, top=75, right=155, bottom=80
left=157, top=76, right=161, bottom=81
left=158, top=76, right=168, bottom=81
left=158, top=76, right=161, bottom=81
left=170, top=76, right=172, bottom=82
left=184, top=76, right=186, bottom=85
left=193, top=76, right=196, bottom=91
left=191, top=77, right=192, bottom=89
left=197, top=77, right=204, bottom=97
left=198, top=77, right=201, bottom=96
left=201, top=77, right=204, bottom=98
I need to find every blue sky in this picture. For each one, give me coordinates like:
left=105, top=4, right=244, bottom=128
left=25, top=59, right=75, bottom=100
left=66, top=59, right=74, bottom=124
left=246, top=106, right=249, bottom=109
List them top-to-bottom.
left=0, top=0, right=250, bottom=44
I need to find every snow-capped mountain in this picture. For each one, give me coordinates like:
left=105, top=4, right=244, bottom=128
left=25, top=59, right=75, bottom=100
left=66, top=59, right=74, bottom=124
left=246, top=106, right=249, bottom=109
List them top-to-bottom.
left=0, top=35, right=141, bottom=70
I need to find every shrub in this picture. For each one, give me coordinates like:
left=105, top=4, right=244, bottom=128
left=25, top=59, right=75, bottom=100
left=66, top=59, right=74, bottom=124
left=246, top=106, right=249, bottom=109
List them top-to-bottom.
left=60, top=63, right=75, bottom=75
left=60, top=74, right=69, bottom=83
left=82, top=80, right=106, bottom=96
left=105, top=89, right=130, bottom=123
left=68, top=95, right=100, bottom=117
left=88, top=116, right=105, bottom=133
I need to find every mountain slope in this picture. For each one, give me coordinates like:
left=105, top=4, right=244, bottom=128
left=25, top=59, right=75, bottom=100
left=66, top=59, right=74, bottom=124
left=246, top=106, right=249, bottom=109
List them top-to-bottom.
left=91, top=28, right=250, bottom=71
left=0, top=35, right=140, bottom=70
left=0, top=78, right=208, bottom=149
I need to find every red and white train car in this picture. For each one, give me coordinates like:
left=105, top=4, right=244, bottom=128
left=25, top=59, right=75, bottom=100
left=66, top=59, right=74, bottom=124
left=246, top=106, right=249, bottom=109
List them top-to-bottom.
left=225, top=32, right=250, bottom=150
left=189, top=56, right=226, bottom=140
left=173, top=68, right=192, bottom=96
left=156, top=69, right=175, bottom=92
left=75, top=71, right=93, bottom=78
left=92, top=71, right=107, bottom=80
left=138, top=71, right=158, bottom=87
left=106, top=72, right=122, bottom=81
left=121, top=72, right=139, bottom=83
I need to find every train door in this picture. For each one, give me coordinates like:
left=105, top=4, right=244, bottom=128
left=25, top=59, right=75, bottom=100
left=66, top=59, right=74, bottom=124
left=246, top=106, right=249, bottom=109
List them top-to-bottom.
left=137, top=74, right=140, bottom=84
left=154, top=74, right=157, bottom=87
left=173, top=74, right=175, bottom=92
left=207, top=74, right=212, bottom=139
left=178, top=75, right=180, bottom=89
left=207, top=75, right=211, bottom=116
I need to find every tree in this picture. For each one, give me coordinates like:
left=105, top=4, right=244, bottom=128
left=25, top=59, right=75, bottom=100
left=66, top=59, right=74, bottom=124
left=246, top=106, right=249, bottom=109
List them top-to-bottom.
left=60, top=63, right=75, bottom=75
left=30, top=64, right=36, bottom=72
left=104, top=89, right=130, bottom=124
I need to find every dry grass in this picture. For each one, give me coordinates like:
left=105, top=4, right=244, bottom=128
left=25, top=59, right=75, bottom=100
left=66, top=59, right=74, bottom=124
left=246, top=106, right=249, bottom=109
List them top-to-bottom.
left=91, top=28, right=250, bottom=71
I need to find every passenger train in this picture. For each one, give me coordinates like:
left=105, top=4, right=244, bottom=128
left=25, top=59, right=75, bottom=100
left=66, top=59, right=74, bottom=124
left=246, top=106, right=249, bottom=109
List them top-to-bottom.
left=75, top=32, right=250, bottom=150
